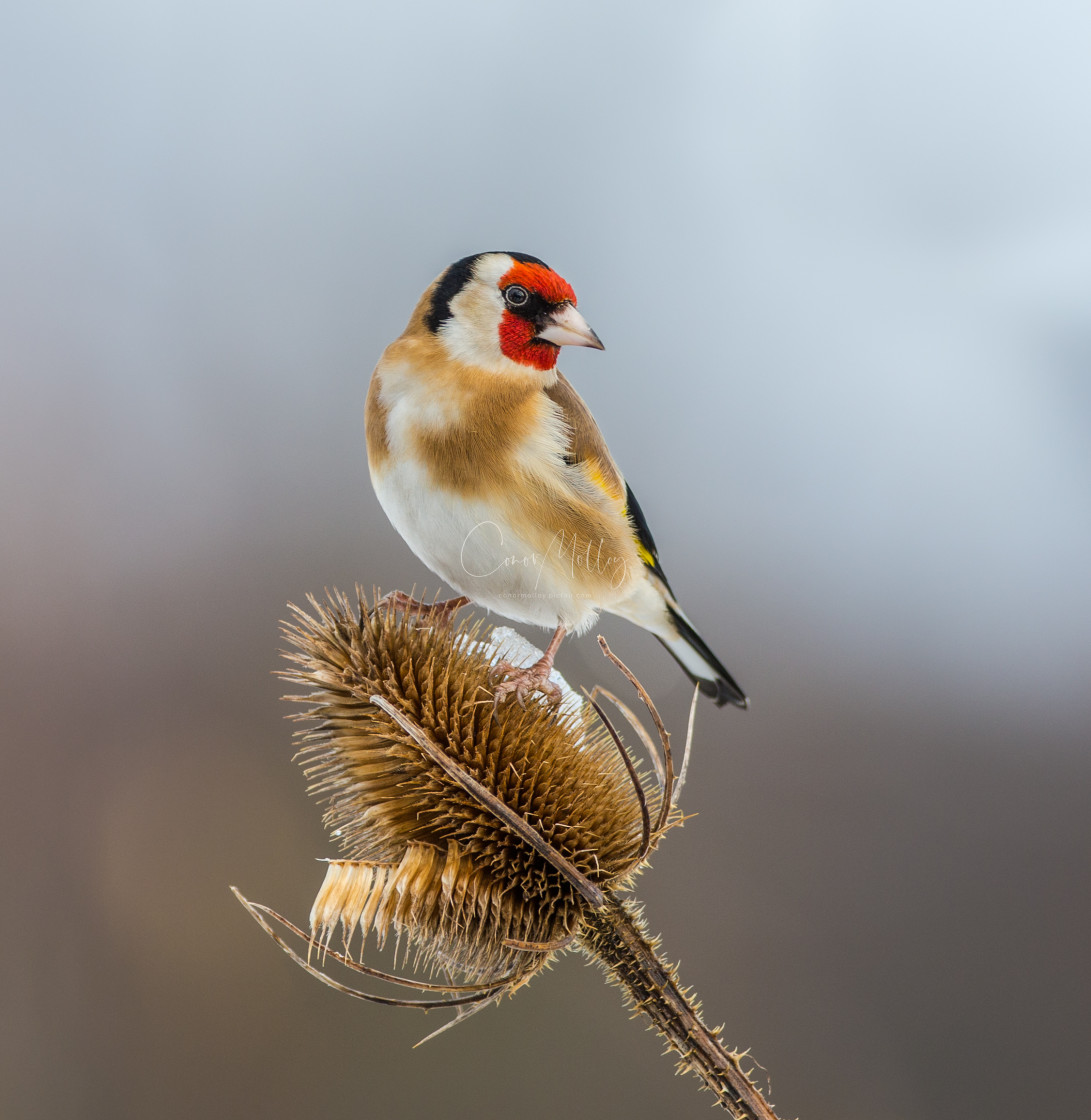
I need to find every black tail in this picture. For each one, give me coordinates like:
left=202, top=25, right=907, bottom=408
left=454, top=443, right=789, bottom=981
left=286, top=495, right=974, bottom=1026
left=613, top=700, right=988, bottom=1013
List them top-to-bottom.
left=659, top=603, right=749, bottom=709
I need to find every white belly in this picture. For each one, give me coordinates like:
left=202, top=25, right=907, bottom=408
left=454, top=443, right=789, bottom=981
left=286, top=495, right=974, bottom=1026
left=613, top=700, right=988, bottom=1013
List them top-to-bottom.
left=372, top=458, right=601, bottom=632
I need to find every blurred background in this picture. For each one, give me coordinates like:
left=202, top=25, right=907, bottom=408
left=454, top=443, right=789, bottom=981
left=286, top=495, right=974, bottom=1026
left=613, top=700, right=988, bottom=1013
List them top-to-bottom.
left=2, top=2, right=1089, bottom=1117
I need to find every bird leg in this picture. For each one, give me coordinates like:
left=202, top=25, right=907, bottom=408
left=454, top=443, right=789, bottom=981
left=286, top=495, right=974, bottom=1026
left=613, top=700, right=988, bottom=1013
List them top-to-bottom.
left=373, top=590, right=470, bottom=627
left=489, top=624, right=567, bottom=709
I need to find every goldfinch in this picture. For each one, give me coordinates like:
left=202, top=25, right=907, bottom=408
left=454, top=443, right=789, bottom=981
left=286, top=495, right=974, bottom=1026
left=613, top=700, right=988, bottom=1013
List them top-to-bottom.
left=365, top=251, right=747, bottom=709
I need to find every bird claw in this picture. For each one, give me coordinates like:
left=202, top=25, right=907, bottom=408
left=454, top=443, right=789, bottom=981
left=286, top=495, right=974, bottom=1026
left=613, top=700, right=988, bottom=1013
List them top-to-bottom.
left=489, top=658, right=564, bottom=711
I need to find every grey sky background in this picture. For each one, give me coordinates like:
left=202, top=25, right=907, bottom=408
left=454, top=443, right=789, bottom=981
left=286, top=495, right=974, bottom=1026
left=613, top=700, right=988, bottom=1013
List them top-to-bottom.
left=2, top=3, right=1089, bottom=1119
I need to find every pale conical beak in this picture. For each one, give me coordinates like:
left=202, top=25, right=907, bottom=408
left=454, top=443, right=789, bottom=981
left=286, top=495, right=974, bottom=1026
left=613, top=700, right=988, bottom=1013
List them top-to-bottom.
left=536, top=303, right=605, bottom=350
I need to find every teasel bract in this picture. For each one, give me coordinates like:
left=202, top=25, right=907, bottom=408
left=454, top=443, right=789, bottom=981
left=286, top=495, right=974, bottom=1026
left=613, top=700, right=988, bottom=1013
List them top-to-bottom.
left=233, top=590, right=782, bottom=1119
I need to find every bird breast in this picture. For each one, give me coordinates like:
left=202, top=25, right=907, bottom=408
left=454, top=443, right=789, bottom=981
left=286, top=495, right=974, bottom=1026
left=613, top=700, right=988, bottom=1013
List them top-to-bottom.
left=367, top=354, right=642, bottom=631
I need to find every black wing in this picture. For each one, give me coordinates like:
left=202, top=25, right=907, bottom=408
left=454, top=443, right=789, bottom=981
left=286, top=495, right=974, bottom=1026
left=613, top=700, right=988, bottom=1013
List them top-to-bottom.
left=624, top=482, right=674, bottom=593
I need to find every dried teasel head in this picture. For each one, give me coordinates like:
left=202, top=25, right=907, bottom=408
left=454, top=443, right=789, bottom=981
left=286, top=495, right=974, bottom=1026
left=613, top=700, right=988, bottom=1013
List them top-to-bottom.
left=238, top=589, right=672, bottom=993
left=233, top=590, right=782, bottom=1119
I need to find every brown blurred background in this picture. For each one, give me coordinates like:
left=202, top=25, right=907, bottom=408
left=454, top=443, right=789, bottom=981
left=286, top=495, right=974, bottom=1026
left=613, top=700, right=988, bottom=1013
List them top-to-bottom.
left=3, top=3, right=1090, bottom=1118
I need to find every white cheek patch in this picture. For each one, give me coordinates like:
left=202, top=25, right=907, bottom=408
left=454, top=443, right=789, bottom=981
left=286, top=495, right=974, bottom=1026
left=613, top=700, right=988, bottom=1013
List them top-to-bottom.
left=436, top=253, right=532, bottom=375
left=439, top=283, right=505, bottom=367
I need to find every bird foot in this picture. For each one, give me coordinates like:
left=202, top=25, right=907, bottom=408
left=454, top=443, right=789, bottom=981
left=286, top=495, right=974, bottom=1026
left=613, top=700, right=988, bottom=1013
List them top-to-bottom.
left=373, top=590, right=470, bottom=627
left=489, top=656, right=563, bottom=710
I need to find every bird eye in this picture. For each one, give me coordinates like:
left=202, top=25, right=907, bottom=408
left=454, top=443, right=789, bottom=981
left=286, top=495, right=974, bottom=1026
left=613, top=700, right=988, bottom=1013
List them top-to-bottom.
left=504, top=285, right=529, bottom=308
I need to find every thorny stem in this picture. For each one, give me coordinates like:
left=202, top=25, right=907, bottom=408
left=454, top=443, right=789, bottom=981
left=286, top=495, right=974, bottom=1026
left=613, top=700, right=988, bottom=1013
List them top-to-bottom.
left=579, top=893, right=782, bottom=1120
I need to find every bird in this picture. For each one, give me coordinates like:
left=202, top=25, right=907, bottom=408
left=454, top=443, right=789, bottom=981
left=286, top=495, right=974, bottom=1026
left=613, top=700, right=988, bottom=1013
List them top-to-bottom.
left=365, top=250, right=747, bottom=710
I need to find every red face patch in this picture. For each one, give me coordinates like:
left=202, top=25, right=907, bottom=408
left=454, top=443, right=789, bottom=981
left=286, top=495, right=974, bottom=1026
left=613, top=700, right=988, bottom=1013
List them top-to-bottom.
left=496, top=260, right=577, bottom=370
left=498, top=261, right=577, bottom=307
left=498, top=314, right=558, bottom=371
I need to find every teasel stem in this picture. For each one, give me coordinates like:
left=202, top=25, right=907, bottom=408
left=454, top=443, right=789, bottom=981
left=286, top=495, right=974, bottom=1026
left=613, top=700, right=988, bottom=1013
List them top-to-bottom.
left=578, top=893, right=781, bottom=1120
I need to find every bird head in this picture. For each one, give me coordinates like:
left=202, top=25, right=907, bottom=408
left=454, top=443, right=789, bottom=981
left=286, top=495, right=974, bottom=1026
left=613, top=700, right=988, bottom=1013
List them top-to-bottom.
left=423, top=251, right=604, bottom=373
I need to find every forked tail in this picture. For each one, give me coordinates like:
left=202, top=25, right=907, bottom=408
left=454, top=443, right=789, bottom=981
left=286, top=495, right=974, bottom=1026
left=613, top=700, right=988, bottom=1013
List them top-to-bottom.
left=659, top=603, right=748, bottom=709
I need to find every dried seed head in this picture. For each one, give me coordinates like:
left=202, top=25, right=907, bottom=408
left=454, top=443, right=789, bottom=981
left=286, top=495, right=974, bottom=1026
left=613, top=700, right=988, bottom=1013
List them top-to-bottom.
left=235, top=589, right=782, bottom=1118
left=280, top=590, right=650, bottom=983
